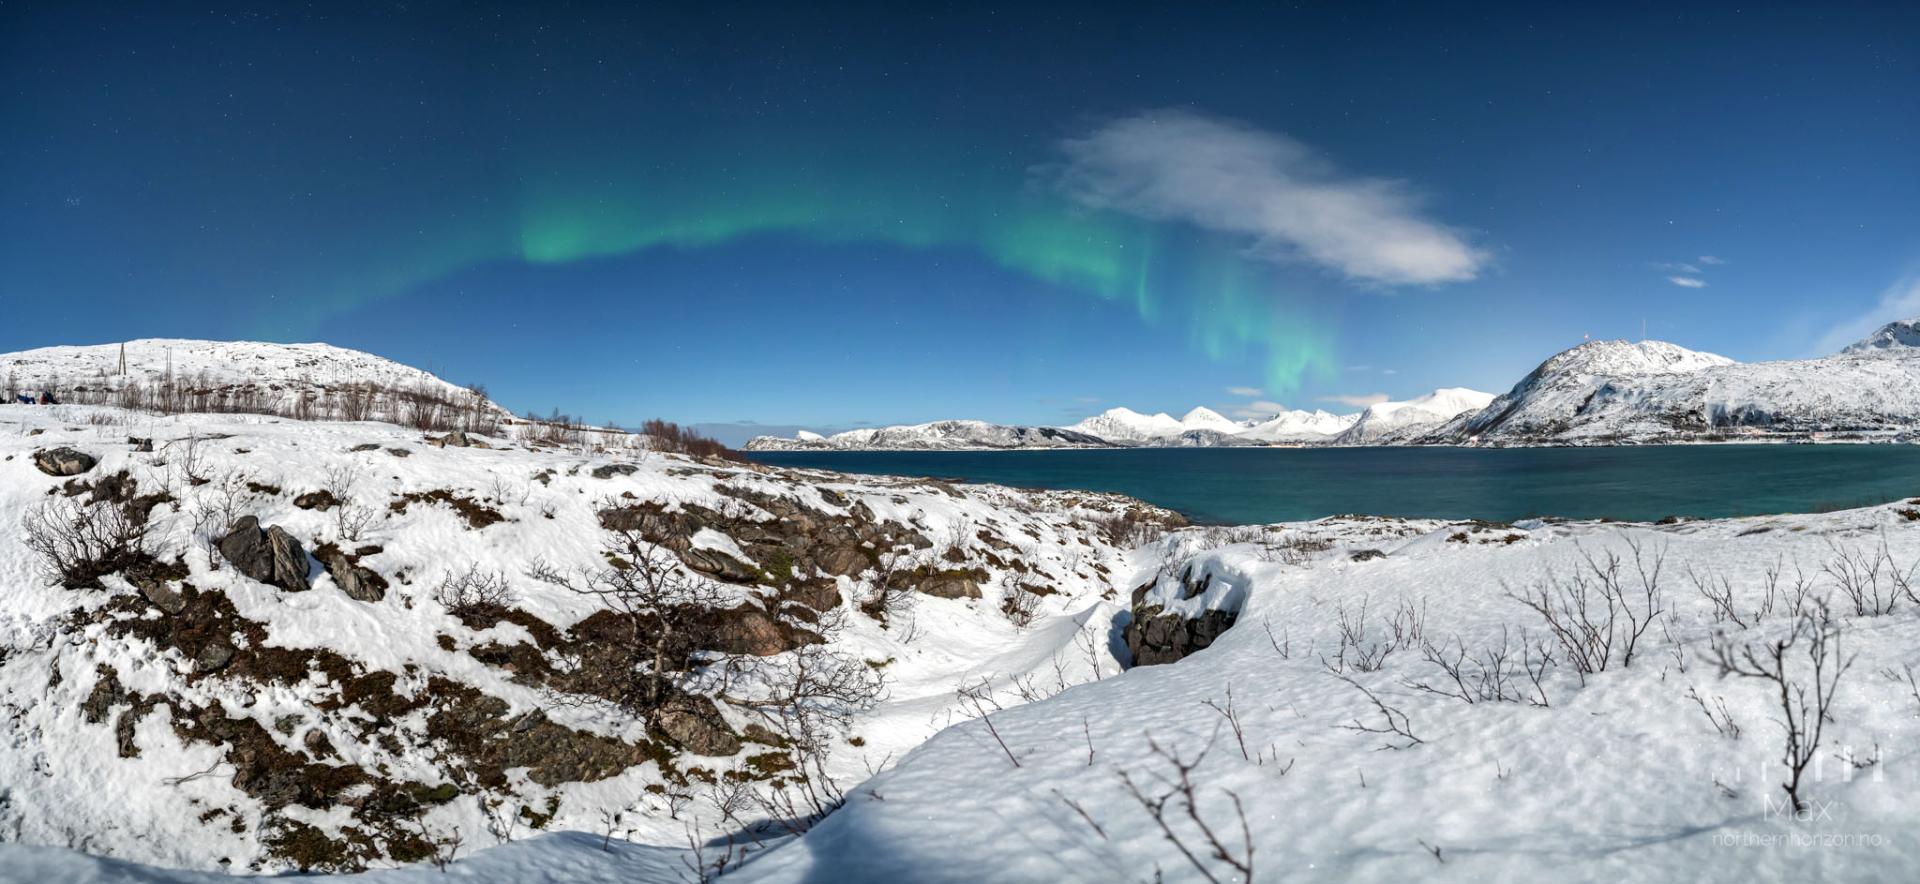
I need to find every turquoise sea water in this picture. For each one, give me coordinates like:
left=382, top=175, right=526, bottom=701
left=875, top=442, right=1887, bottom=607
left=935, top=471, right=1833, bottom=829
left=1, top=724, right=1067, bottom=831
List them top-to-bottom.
left=747, top=446, right=1920, bottom=525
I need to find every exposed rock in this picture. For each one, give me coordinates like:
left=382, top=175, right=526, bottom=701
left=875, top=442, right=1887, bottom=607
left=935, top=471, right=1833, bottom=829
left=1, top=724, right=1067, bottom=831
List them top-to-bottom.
left=433, top=431, right=473, bottom=448
left=127, top=437, right=154, bottom=453
left=33, top=447, right=97, bottom=477
left=590, top=462, right=639, bottom=479
left=293, top=490, right=340, bottom=511
left=217, top=516, right=312, bottom=591
left=815, top=544, right=870, bottom=577
left=681, top=547, right=760, bottom=584
left=319, top=548, right=387, bottom=602
left=128, top=566, right=187, bottom=614
left=912, top=570, right=983, bottom=600
left=1125, top=603, right=1238, bottom=667
left=704, top=605, right=813, bottom=656
left=195, top=641, right=235, bottom=673
left=82, top=666, right=125, bottom=724
left=654, top=693, right=742, bottom=756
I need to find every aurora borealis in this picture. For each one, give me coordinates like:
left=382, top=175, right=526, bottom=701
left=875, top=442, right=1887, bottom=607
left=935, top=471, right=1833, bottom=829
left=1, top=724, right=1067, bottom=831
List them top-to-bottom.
left=5, top=2, right=1918, bottom=434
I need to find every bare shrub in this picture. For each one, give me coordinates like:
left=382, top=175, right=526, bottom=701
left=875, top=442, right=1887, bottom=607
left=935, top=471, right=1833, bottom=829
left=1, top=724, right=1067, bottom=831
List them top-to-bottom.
left=640, top=419, right=744, bottom=462
left=22, top=497, right=154, bottom=589
left=1089, top=509, right=1170, bottom=548
left=526, top=526, right=730, bottom=716
left=1822, top=536, right=1914, bottom=617
left=1507, top=538, right=1665, bottom=683
left=434, top=565, right=517, bottom=617
left=1322, top=596, right=1424, bottom=673
left=1708, top=600, right=1854, bottom=812
left=1405, top=626, right=1554, bottom=706
left=1331, top=673, right=1424, bottom=750
left=1115, top=733, right=1255, bottom=884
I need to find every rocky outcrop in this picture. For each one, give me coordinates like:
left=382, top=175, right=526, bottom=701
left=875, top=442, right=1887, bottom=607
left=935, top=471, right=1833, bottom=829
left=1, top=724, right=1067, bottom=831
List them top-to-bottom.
left=33, top=446, right=97, bottom=476
left=218, top=516, right=312, bottom=591
left=1125, top=579, right=1240, bottom=666
left=654, top=692, right=742, bottom=756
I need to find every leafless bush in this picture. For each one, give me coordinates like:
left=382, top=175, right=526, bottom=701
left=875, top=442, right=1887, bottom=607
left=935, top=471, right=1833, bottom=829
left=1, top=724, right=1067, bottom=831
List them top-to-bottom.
left=640, top=418, right=744, bottom=462
left=22, top=497, right=156, bottom=589
left=1089, top=510, right=1170, bottom=548
left=527, top=525, right=731, bottom=717
left=1822, top=536, right=1914, bottom=617
left=1507, top=538, right=1666, bottom=683
left=1690, top=559, right=1796, bottom=628
left=434, top=564, right=517, bottom=617
left=1001, top=586, right=1044, bottom=627
left=1322, top=596, right=1424, bottom=673
left=1708, top=600, right=1854, bottom=813
left=1405, top=626, right=1554, bottom=706
left=1331, top=673, right=1424, bottom=750
left=954, top=677, right=1021, bottom=768
left=1685, top=685, right=1742, bottom=739
left=1115, top=733, right=1255, bottom=884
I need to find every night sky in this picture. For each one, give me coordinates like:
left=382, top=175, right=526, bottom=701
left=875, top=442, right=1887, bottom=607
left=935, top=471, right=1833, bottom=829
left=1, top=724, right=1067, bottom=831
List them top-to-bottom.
left=4, top=2, right=1918, bottom=441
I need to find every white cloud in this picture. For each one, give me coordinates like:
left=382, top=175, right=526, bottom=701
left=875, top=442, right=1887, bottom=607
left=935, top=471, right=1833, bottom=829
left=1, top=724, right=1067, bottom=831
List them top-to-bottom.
left=1053, top=110, right=1487, bottom=286
left=1698, top=255, right=1726, bottom=265
left=1654, top=261, right=1702, bottom=274
left=1667, top=276, right=1707, bottom=289
left=1811, top=276, right=1920, bottom=356
left=1226, top=386, right=1265, bottom=398
left=1319, top=392, right=1391, bottom=408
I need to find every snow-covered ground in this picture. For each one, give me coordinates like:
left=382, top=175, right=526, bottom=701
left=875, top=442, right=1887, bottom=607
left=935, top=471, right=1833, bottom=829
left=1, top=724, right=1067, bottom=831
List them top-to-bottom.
left=0, top=401, right=1162, bottom=879
left=11, top=405, right=1920, bottom=881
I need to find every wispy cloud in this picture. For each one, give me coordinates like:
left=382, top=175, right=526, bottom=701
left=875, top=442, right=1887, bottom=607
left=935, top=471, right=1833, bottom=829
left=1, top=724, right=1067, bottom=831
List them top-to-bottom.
left=1054, top=109, right=1487, bottom=286
left=1698, top=255, right=1726, bottom=265
left=1667, top=276, right=1708, bottom=289
left=1811, top=276, right=1920, bottom=356
left=1226, top=386, right=1265, bottom=397
left=1319, top=392, right=1391, bottom=408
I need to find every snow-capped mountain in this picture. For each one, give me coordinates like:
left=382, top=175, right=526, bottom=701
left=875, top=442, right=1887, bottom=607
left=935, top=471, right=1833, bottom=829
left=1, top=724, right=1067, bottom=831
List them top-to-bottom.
left=1443, top=321, right=1920, bottom=443
left=1331, top=387, right=1498, bottom=444
left=748, top=404, right=1371, bottom=451
left=1064, top=407, right=1192, bottom=443
left=1238, top=408, right=1357, bottom=443
left=746, top=420, right=1112, bottom=451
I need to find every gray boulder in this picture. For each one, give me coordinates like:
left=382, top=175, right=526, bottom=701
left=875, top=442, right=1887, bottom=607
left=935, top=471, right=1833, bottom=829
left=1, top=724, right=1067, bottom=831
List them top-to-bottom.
left=33, top=447, right=97, bottom=477
left=218, top=516, right=312, bottom=591
left=319, top=549, right=386, bottom=602
left=653, top=693, right=742, bottom=756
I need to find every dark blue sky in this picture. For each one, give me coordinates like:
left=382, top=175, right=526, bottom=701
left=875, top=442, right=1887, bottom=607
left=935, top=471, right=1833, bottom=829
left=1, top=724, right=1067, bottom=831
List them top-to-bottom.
left=4, top=2, right=1917, bottom=440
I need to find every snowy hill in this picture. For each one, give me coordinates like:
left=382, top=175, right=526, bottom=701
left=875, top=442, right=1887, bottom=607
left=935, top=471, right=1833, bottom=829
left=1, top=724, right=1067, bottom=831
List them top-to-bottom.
left=1446, top=322, right=1920, bottom=443
left=0, top=339, right=510, bottom=426
left=1331, top=387, right=1496, bottom=444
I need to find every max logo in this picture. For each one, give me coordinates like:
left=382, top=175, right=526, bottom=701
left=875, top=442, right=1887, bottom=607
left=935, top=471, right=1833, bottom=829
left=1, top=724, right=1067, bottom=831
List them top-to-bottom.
left=1764, top=796, right=1837, bottom=822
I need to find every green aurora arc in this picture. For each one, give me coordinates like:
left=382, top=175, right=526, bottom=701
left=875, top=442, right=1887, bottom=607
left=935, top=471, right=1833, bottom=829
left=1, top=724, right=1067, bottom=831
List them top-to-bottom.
left=270, top=145, right=1338, bottom=400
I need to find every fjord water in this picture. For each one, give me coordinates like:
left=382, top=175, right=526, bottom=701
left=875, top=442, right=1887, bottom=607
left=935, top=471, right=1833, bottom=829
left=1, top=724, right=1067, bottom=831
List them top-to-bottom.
left=748, top=446, right=1920, bottom=524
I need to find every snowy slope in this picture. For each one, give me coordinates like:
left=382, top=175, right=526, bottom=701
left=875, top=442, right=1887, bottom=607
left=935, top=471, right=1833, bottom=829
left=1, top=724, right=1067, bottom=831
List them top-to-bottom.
left=1449, top=323, right=1920, bottom=443
left=0, top=340, right=508, bottom=417
left=1332, top=387, right=1496, bottom=444
left=0, top=403, right=1165, bottom=875
left=22, top=498, right=1920, bottom=881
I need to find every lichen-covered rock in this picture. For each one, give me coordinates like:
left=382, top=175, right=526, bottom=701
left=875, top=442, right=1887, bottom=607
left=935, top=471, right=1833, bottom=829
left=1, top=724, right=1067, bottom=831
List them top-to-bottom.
left=33, top=446, right=96, bottom=477
left=319, top=548, right=387, bottom=602
left=654, top=692, right=742, bottom=756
